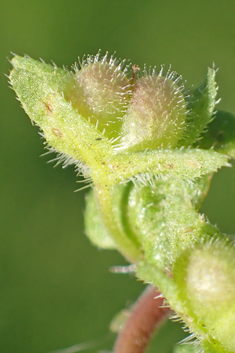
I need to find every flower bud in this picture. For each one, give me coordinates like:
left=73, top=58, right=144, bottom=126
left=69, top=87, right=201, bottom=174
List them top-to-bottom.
left=64, top=54, right=131, bottom=137
left=121, top=72, right=187, bottom=151
left=174, top=241, right=235, bottom=351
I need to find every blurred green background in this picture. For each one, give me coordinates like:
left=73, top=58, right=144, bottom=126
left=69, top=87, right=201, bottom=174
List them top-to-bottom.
left=1, top=1, right=235, bottom=352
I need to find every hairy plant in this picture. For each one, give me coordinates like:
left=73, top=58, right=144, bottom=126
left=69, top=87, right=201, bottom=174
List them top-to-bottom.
left=9, top=52, right=235, bottom=353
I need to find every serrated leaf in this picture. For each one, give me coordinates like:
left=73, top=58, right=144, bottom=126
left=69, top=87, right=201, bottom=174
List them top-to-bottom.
left=10, top=56, right=113, bottom=170
left=179, top=67, right=217, bottom=146
left=97, top=148, right=229, bottom=185
left=186, top=174, right=212, bottom=209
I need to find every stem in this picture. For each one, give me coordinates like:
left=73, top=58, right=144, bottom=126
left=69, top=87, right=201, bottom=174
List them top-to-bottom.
left=113, top=286, right=171, bottom=353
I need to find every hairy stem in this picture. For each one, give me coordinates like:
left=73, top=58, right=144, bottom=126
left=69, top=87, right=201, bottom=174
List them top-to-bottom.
left=113, top=286, right=171, bottom=353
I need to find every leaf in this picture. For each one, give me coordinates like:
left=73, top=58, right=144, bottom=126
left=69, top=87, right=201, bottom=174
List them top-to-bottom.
left=9, top=56, right=113, bottom=170
left=179, top=67, right=218, bottom=146
left=196, top=110, right=235, bottom=158
left=100, top=148, right=229, bottom=185
left=126, top=176, right=220, bottom=270
left=84, top=188, right=117, bottom=249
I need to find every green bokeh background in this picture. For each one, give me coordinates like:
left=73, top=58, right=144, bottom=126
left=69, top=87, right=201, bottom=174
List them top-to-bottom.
left=1, top=1, right=235, bottom=352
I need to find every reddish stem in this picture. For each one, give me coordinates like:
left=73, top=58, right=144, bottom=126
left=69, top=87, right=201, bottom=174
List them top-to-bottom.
left=113, top=286, right=171, bottom=353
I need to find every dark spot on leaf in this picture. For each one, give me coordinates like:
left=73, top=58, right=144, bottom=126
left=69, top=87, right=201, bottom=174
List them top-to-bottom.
left=44, top=102, right=53, bottom=113
left=52, top=127, right=63, bottom=137
left=166, top=163, right=174, bottom=169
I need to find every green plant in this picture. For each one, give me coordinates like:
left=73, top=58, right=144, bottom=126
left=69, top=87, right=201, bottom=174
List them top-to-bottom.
left=9, top=52, right=235, bottom=353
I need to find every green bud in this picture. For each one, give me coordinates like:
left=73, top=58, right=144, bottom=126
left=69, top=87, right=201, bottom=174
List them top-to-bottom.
left=64, top=53, right=131, bottom=138
left=120, top=71, right=187, bottom=151
left=174, top=241, right=235, bottom=352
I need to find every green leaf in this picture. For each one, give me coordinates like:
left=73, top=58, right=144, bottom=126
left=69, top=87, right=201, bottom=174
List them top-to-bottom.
left=10, top=55, right=71, bottom=89
left=9, top=56, right=114, bottom=170
left=179, top=67, right=218, bottom=146
left=196, top=110, right=235, bottom=158
left=95, top=148, right=229, bottom=186
left=185, top=174, right=212, bottom=210
left=126, top=176, right=220, bottom=269
left=85, top=183, right=141, bottom=253
left=93, top=183, right=142, bottom=262
left=84, top=188, right=116, bottom=249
